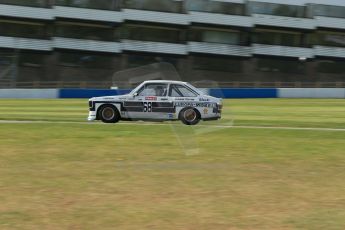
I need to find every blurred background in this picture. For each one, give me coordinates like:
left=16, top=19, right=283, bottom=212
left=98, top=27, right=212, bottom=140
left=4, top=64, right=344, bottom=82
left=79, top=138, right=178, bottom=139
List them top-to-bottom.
left=0, top=0, right=344, bottom=89
left=1, top=3, right=345, bottom=229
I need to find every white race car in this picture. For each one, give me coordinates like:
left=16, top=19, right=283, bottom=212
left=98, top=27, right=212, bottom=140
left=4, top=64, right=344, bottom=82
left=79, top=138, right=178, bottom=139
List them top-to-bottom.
left=88, top=80, right=222, bottom=125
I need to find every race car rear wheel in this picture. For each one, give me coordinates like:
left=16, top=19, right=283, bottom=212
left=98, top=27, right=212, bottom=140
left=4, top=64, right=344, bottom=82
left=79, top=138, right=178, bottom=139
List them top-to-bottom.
left=98, top=105, right=120, bottom=123
left=179, top=107, right=200, bottom=125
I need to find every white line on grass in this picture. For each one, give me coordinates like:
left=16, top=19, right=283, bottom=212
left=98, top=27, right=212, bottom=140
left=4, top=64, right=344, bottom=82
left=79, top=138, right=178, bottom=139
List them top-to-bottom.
left=0, top=120, right=345, bottom=132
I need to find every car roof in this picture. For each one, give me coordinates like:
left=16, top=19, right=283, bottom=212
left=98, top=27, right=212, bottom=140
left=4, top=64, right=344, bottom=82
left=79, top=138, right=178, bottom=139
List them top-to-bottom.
left=142, top=80, right=187, bottom=85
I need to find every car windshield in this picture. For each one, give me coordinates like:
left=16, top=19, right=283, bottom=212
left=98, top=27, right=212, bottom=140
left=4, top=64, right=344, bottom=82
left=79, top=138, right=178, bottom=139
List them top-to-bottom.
left=185, top=83, right=202, bottom=95
left=169, top=84, right=198, bottom=97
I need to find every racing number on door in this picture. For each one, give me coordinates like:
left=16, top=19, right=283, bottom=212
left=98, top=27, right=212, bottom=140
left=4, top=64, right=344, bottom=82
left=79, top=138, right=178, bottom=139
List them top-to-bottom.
left=143, top=102, right=152, bottom=112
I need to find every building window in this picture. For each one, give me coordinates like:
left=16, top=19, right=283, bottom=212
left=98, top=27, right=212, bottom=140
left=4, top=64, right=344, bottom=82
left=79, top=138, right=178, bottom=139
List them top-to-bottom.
left=0, top=0, right=49, bottom=8
left=55, top=0, right=118, bottom=10
left=122, top=0, right=182, bottom=13
left=186, top=0, right=244, bottom=15
left=249, top=2, right=306, bottom=18
left=313, top=4, right=345, bottom=19
left=0, top=20, right=49, bottom=39
left=55, top=22, right=118, bottom=41
left=122, top=25, right=183, bottom=44
left=189, top=27, right=246, bottom=45
left=253, top=29, right=304, bottom=47
left=202, top=31, right=239, bottom=44
left=315, top=32, right=345, bottom=48
left=0, top=52, right=16, bottom=80
left=0, top=52, right=14, bottom=66
left=58, top=52, right=113, bottom=69
left=19, top=53, right=45, bottom=68
left=126, top=55, right=178, bottom=69
left=193, top=56, right=243, bottom=73
left=256, top=58, right=306, bottom=74
left=316, top=60, right=345, bottom=74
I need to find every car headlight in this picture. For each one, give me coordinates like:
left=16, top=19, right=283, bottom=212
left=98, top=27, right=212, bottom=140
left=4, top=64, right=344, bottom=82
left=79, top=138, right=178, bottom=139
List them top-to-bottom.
left=216, top=102, right=223, bottom=113
left=217, top=102, right=223, bottom=109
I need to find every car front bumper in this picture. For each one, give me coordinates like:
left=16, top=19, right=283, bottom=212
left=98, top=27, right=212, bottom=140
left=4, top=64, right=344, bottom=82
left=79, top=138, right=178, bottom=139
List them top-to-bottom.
left=87, top=111, right=96, bottom=121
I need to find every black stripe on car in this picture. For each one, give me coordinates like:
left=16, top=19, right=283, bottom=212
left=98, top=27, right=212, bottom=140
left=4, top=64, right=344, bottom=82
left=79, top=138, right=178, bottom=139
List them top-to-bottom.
left=123, top=101, right=143, bottom=107
left=152, top=107, right=175, bottom=113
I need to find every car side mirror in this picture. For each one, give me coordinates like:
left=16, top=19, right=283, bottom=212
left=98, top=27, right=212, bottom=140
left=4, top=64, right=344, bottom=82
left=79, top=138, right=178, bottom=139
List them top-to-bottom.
left=133, top=92, right=138, bottom=97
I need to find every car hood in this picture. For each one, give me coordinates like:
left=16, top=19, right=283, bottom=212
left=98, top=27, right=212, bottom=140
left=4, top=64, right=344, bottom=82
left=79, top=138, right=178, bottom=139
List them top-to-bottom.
left=200, top=95, right=222, bottom=103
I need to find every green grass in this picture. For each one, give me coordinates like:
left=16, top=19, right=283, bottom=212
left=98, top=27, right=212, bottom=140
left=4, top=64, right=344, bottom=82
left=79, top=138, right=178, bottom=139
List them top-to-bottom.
left=0, top=98, right=345, bottom=128
left=0, top=99, right=345, bottom=229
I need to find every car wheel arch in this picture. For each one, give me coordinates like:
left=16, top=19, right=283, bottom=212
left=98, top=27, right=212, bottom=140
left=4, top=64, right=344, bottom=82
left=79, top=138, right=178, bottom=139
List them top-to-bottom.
left=97, top=104, right=121, bottom=123
left=178, top=107, right=201, bottom=125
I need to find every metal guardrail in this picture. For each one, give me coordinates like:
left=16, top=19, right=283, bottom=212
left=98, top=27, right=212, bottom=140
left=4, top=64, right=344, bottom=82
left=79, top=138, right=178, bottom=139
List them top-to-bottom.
left=1, top=81, right=345, bottom=89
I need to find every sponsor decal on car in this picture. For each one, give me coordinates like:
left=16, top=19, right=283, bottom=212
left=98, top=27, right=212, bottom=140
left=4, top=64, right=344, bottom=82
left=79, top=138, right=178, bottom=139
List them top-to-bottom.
left=145, top=96, right=157, bottom=101
left=175, top=98, right=195, bottom=101
left=199, top=98, right=210, bottom=102
left=174, top=102, right=216, bottom=108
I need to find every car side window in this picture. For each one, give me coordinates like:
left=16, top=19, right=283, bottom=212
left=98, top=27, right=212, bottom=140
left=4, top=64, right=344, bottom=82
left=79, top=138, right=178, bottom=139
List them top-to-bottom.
left=137, top=83, right=168, bottom=97
left=169, top=84, right=198, bottom=97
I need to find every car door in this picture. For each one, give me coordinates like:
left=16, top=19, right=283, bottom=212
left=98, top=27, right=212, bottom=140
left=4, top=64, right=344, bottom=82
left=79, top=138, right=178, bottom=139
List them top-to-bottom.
left=126, top=83, right=172, bottom=120
left=169, top=83, right=200, bottom=116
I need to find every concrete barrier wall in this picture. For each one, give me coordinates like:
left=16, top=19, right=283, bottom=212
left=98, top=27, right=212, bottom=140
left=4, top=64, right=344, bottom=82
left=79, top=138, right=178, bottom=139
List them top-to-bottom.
left=0, top=88, right=345, bottom=99
left=209, top=88, right=277, bottom=98
left=278, top=88, right=345, bottom=98
left=0, top=89, right=58, bottom=99
left=59, top=89, right=131, bottom=99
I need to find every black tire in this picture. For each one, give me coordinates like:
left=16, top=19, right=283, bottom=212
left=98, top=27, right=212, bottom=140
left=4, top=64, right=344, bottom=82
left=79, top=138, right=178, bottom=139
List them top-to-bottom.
left=98, top=105, right=120, bottom=123
left=179, top=107, right=200, bottom=125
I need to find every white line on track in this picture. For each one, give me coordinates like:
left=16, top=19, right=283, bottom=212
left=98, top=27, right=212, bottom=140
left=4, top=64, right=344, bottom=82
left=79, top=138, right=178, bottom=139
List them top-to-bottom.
left=0, top=120, right=345, bottom=132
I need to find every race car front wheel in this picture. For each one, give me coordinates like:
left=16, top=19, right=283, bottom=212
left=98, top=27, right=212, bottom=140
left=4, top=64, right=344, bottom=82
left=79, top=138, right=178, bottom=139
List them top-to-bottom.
left=98, top=105, right=120, bottom=123
left=179, top=107, right=200, bottom=125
